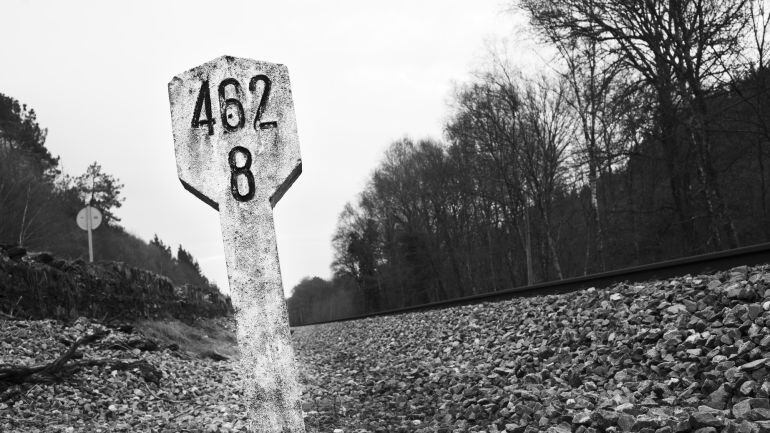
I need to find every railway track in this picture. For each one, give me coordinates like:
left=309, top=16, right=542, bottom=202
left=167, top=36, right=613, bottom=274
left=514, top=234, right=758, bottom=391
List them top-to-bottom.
left=300, top=241, right=770, bottom=326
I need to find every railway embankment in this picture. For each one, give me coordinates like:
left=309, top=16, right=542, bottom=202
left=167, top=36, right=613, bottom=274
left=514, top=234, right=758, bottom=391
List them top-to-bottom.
left=2, top=257, right=770, bottom=432
left=294, top=264, right=770, bottom=432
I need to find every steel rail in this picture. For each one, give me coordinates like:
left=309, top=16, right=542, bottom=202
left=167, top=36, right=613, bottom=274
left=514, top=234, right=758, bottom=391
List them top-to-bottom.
left=296, top=242, right=770, bottom=327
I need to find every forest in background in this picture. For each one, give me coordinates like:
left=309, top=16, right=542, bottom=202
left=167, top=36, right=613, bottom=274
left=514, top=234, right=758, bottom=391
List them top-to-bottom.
left=288, top=0, right=770, bottom=325
left=0, top=93, right=215, bottom=290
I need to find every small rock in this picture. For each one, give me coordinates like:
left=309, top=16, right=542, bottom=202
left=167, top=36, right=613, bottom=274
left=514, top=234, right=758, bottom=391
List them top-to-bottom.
left=742, top=359, right=770, bottom=371
left=741, top=381, right=759, bottom=397
left=707, top=384, right=732, bottom=410
left=733, top=399, right=770, bottom=420
left=690, top=410, right=723, bottom=428
left=573, top=411, right=593, bottom=425
left=618, top=414, right=635, bottom=432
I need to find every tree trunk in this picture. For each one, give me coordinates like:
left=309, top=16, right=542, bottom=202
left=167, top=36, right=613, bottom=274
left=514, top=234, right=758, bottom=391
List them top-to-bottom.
left=658, top=85, right=697, bottom=254
left=688, top=87, right=739, bottom=249
left=587, top=159, right=606, bottom=271
left=522, top=206, right=534, bottom=285
left=544, top=210, right=564, bottom=280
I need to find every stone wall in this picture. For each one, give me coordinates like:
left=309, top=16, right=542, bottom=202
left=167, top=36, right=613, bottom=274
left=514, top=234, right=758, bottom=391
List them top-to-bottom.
left=0, top=246, right=232, bottom=322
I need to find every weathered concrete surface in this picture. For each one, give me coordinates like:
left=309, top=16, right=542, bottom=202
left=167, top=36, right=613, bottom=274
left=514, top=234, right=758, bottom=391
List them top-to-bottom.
left=168, top=55, right=304, bottom=432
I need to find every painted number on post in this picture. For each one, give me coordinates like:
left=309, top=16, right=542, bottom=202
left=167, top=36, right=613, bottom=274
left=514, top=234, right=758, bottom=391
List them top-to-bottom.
left=191, top=75, right=276, bottom=137
left=190, top=76, right=278, bottom=202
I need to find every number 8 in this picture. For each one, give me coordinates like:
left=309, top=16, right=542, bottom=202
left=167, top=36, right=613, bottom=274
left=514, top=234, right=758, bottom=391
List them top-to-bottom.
left=228, top=146, right=255, bottom=201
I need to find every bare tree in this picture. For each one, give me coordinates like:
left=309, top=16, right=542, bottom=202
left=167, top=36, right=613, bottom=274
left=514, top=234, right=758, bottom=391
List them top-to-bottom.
left=521, top=0, right=748, bottom=250
left=747, top=0, right=770, bottom=71
left=530, top=25, right=628, bottom=271
left=446, top=66, right=538, bottom=284
left=517, top=75, right=575, bottom=279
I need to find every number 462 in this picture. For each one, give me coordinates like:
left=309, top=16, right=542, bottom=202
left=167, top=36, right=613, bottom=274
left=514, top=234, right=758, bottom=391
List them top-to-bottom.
left=190, top=75, right=276, bottom=136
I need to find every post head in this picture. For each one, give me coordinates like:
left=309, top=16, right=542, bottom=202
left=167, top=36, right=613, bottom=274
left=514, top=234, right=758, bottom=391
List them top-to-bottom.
left=168, top=55, right=301, bottom=210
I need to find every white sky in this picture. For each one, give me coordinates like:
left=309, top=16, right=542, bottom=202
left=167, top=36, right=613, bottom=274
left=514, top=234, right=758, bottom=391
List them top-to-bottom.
left=1, top=0, right=548, bottom=296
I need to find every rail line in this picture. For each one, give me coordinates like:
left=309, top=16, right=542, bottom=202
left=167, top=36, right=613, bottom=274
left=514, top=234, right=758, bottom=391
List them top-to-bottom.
left=298, top=242, right=770, bottom=326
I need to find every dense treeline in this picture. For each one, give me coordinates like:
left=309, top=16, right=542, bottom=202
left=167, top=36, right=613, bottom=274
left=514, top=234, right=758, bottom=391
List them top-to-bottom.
left=288, top=0, right=770, bottom=325
left=0, top=93, right=215, bottom=290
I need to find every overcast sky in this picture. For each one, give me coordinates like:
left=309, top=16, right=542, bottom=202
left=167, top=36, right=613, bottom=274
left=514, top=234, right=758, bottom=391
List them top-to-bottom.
left=1, top=0, right=548, bottom=296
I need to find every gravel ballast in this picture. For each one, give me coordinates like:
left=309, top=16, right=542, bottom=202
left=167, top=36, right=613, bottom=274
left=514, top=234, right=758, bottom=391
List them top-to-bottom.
left=2, top=264, right=770, bottom=432
left=295, top=264, right=770, bottom=432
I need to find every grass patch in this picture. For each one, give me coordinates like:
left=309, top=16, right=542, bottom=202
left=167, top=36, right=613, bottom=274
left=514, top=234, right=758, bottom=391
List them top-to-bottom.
left=133, top=317, right=238, bottom=359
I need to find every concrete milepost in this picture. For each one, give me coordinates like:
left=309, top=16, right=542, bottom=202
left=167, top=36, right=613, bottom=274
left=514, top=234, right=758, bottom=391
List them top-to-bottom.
left=168, top=56, right=304, bottom=432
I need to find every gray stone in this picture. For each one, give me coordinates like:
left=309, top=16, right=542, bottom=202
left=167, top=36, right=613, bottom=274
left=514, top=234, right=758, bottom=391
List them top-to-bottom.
left=726, top=284, right=744, bottom=299
left=684, top=299, right=699, bottom=312
left=667, top=304, right=687, bottom=314
left=748, top=304, right=764, bottom=320
left=749, top=324, right=763, bottom=339
left=759, top=335, right=770, bottom=348
left=743, top=359, right=770, bottom=371
left=741, top=381, right=759, bottom=396
left=708, top=384, right=732, bottom=410
left=733, top=399, right=770, bottom=420
left=748, top=408, right=770, bottom=421
left=593, top=410, right=619, bottom=428
left=690, top=410, right=723, bottom=428
left=573, top=411, right=593, bottom=425
left=618, top=414, right=636, bottom=432
left=633, top=415, right=665, bottom=431
left=737, top=420, right=760, bottom=433
left=547, top=424, right=572, bottom=433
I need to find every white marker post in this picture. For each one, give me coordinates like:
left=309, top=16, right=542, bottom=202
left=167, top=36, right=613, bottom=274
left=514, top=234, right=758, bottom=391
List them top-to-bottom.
left=168, top=56, right=304, bottom=432
left=76, top=205, right=102, bottom=262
